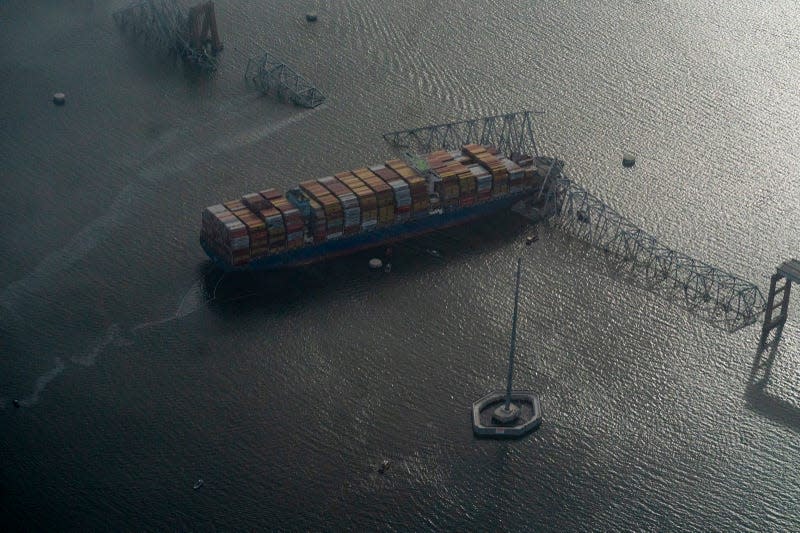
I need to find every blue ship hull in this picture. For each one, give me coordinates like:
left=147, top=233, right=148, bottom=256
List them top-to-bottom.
left=201, top=190, right=533, bottom=272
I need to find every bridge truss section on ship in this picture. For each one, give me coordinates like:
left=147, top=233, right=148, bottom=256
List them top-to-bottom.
left=245, top=51, right=326, bottom=109
left=383, top=110, right=543, bottom=159
left=383, top=111, right=766, bottom=332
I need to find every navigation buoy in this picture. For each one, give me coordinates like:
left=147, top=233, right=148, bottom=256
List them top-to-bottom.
left=306, top=12, right=317, bottom=22
left=53, top=92, right=66, bottom=106
left=622, top=153, right=636, bottom=167
left=369, top=258, right=383, bottom=270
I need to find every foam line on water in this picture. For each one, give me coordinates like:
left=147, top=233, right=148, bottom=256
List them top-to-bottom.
left=0, top=109, right=318, bottom=314
left=11, top=278, right=211, bottom=407
left=132, top=280, right=206, bottom=331
left=72, top=324, right=123, bottom=367
left=21, top=358, right=66, bottom=406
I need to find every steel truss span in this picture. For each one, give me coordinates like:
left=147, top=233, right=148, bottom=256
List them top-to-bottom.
left=245, top=51, right=326, bottom=108
left=383, top=111, right=543, bottom=158
left=384, top=111, right=766, bottom=332
left=552, top=175, right=766, bottom=332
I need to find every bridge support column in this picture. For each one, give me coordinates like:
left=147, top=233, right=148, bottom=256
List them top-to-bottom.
left=758, top=260, right=799, bottom=351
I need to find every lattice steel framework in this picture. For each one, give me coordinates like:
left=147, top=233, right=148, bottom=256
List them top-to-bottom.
left=113, top=0, right=220, bottom=71
left=245, top=51, right=325, bottom=108
left=382, top=111, right=542, bottom=158
left=384, top=111, right=766, bottom=332
left=551, top=175, right=766, bottom=332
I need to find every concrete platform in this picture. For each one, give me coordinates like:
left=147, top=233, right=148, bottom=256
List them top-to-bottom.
left=472, top=390, right=542, bottom=437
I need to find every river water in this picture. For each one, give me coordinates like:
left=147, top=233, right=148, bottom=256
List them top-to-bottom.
left=1, top=0, right=799, bottom=530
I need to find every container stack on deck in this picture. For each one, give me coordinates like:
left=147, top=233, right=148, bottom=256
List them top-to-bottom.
left=201, top=143, right=544, bottom=269
left=462, top=143, right=509, bottom=195
left=426, top=150, right=479, bottom=208
left=500, top=158, right=524, bottom=192
left=385, top=159, right=429, bottom=214
left=371, top=164, right=412, bottom=223
left=469, top=164, right=493, bottom=202
left=353, top=167, right=395, bottom=226
left=331, top=172, right=370, bottom=232
left=319, top=176, right=360, bottom=236
left=299, top=180, right=343, bottom=240
left=258, top=189, right=287, bottom=253
left=227, top=198, right=268, bottom=259
left=201, top=204, right=250, bottom=266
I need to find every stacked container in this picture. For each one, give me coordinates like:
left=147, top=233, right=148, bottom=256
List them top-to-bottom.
left=201, top=143, right=543, bottom=269
left=462, top=144, right=509, bottom=195
left=427, top=151, right=476, bottom=208
left=509, top=153, right=537, bottom=188
left=498, top=157, right=524, bottom=192
left=385, top=159, right=429, bottom=214
left=371, top=164, right=412, bottom=222
left=469, top=164, right=493, bottom=203
left=353, top=167, right=395, bottom=226
left=326, top=173, right=368, bottom=233
left=319, top=175, right=361, bottom=236
left=299, top=180, right=342, bottom=240
left=286, top=188, right=327, bottom=244
left=270, top=195, right=305, bottom=249
left=307, top=198, right=326, bottom=243
left=226, top=199, right=268, bottom=258
left=201, top=204, right=250, bottom=266
left=258, top=204, right=286, bottom=253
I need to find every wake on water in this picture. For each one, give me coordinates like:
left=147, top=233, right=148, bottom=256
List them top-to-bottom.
left=3, top=107, right=322, bottom=408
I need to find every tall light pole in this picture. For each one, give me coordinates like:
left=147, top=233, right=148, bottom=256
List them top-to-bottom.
left=492, top=256, right=522, bottom=424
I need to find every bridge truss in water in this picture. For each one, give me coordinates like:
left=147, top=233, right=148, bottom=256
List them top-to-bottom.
left=113, top=0, right=222, bottom=71
left=245, top=51, right=326, bottom=109
left=384, top=111, right=767, bottom=332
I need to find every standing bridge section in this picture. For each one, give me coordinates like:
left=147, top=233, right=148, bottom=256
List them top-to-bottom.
left=113, top=0, right=222, bottom=71
left=383, top=111, right=768, bottom=333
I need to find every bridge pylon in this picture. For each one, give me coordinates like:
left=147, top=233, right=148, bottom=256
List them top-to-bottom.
left=758, top=260, right=799, bottom=351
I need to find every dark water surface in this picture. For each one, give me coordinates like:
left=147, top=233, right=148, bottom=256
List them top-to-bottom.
left=2, top=0, right=799, bottom=530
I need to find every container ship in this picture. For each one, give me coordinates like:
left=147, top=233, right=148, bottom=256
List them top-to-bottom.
left=200, top=143, right=559, bottom=271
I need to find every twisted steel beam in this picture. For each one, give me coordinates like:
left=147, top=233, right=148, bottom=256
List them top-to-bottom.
left=245, top=51, right=325, bottom=108
left=384, top=111, right=766, bottom=332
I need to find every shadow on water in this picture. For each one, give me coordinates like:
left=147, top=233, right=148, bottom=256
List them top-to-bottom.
left=200, top=212, right=533, bottom=319
left=745, top=339, right=800, bottom=434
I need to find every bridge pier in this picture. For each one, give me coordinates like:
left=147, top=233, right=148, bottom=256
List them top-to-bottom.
left=758, top=260, right=799, bottom=351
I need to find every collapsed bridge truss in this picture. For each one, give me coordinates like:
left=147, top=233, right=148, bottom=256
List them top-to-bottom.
left=384, top=111, right=767, bottom=332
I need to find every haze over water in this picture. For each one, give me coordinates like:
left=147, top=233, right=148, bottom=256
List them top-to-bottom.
left=2, top=0, right=799, bottom=530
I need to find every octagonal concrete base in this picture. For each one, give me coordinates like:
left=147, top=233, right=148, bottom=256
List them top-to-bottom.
left=472, top=390, right=542, bottom=438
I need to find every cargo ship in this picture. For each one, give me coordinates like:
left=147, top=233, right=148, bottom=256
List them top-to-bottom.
left=200, top=144, right=559, bottom=271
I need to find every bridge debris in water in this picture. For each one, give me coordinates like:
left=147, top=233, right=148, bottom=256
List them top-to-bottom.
left=113, top=0, right=222, bottom=71
left=245, top=51, right=326, bottom=108
left=385, top=111, right=767, bottom=333
left=544, top=171, right=765, bottom=332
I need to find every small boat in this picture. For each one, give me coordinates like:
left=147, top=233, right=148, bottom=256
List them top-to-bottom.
left=426, top=249, right=441, bottom=258
left=378, top=459, right=390, bottom=474
left=193, top=479, right=204, bottom=490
